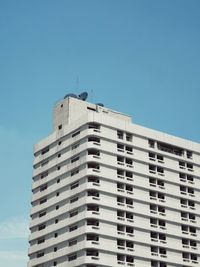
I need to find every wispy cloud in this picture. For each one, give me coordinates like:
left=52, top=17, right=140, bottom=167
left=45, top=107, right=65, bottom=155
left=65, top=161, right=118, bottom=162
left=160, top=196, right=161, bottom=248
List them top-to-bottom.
left=0, top=216, right=29, bottom=239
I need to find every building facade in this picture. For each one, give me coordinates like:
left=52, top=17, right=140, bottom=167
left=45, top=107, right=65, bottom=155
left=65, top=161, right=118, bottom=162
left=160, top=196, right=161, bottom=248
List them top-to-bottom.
left=28, top=96, right=200, bottom=267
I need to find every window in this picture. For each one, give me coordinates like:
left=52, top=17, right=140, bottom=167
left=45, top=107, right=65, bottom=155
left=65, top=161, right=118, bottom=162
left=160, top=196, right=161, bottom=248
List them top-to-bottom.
left=87, top=106, right=96, bottom=111
left=88, top=123, right=100, bottom=131
left=58, top=124, right=62, bottom=130
left=72, top=130, right=80, bottom=138
left=117, top=131, right=123, bottom=140
left=126, top=133, right=132, bottom=142
left=88, top=136, right=100, bottom=144
left=149, top=139, right=155, bottom=148
left=58, top=141, right=62, bottom=145
left=72, top=142, right=80, bottom=150
left=157, top=142, right=183, bottom=156
left=117, top=143, right=124, bottom=152
left=41, top=147, right=49, bottom=155
left=88, top=149, right=100, bottom=157
left=186, top=151, right=193, bottom=159
left=57, top=153, right=61, bottom=158
left=149, top=153, right=164, bottom=162
left=71, top=156, right=79, bottom=163
left=41, top=160, right=49, bottom=166
left=179, top=161, right=193, bottom=171
left=87, top=162, right=100, bottom=171
left=149, top=165, right=164, bottom=175
left=71, top=168, right=79, bottom=176
left=41, top=171, right=48, bottom=179
left=179, top=173, right=194, bottom=183
left=88, top=176, right=99, bottom=184
left=57, top=178, right=60, bottom=183
left=149, top=178, right=165, bottom=188
left=70, top=181, right=79, bottom=190
left=40, top=184, right=47, bottom=191
left=125, top=184, right=133, bottom=193
left=180, top=186, right=194, bottom=196
left=88, top=190, right=99, bottom=198
left=149, top=191, right=165, bottom=202
left=56, top=192, right=60, bottom=197
left=70, top=196, right=79, bottom=203
left=39, top=198, right=47, bottom=204
left=180, top=198, right=195, bottom=209
left=87, top=204, right=99, bottom=212
left=150, top=204, right=165, bottom=215
left=56, top=205, right=59, bottom=210
left=69, top=210, right=78, bottom=217
left=39, top=211, right=46, bottom=217
left=181, top=212, right=196, bottom=222
left=150, top=218, right=166, bottom=229
left=55, top=219, right=59, bottom=224
left=87, top=219, right=99, bottom=227
left=38, top=224, right=46, bottom=231
left=69, top=225, right=78, bottom=232
left=181, top=225, right=196, bottom=236
left=151, top=232, right=166, bottom=243
left=54, top=233, right=58, bottom=238
left=87, top=234, right=99, bottom=242
left=37, top=237, right=45, bottom=244
left=182, top=238, right=197, bottom=249
left=69, top=239, right=78, bottom=246
left=117, top=239, right=134, bottom=249
left=151, top=246, right=166, bottom=256
left=54, top=247, right=57, bottom=252
left=86, top=249, right=99, bottom=257
left=37, top=252, right=44, bottom=258
left=182, top=252, right=198, bottom=263
left=68, top=254, right=77, bottom=261
left=117, top=254, right=134, bottom=264
left=151, top=261, right=167, bottom=267
left=53, top=262, right=57, bottom=266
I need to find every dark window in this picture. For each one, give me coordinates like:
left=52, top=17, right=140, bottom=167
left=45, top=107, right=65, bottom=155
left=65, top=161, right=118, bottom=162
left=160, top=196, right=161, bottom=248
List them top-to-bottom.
left=72, top=131, right=80, bottom=138
left=41, top=147, right=49, bottom=155
left=41, top=171, right=48, bottom=179
left=70, top=181, right=79, bottom=189
left=40, top=184, right=47, bottom=191
left=39, top=198, right=47, bottom=204
left=39, top=211, right=46, bottom=217
left=38, top=224, right=46, bottom=231
left=69, top=225, right=78, bottom=232
left=37, top=237, right=45, bottom=244
left=69, top=239, right=77, bottom=246
left=37, top=252, right=44, bottom=258
left=68, top=254, right=77, bottom=261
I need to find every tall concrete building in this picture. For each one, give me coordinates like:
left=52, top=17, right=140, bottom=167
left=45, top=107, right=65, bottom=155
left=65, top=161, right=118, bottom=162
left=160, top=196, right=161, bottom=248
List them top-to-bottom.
left=28, top=95, right=200, bottom=267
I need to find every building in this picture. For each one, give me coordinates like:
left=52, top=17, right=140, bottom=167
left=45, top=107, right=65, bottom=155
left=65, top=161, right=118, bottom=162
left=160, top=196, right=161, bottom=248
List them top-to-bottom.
left=28, top=95, right=200, bottom=267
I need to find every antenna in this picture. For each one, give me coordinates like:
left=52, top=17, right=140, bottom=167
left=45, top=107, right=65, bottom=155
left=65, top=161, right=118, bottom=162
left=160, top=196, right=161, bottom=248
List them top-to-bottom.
left=76, top=76, right=79, bottom=93
left=90, top=89, right=94, bottom=102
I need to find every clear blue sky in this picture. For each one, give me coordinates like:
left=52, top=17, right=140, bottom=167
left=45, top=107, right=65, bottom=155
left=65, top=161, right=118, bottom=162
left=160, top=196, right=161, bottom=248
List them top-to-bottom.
left=0, top=0, right=200, bottom=266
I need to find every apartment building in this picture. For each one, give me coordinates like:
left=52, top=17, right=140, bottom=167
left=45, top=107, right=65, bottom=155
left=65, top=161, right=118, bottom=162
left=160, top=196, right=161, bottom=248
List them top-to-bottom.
left=28, top=95, right=200, bottom=267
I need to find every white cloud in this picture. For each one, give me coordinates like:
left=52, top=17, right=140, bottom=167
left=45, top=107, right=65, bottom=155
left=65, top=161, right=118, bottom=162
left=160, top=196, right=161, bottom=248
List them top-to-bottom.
left=0, top=216, right=29, bottom=239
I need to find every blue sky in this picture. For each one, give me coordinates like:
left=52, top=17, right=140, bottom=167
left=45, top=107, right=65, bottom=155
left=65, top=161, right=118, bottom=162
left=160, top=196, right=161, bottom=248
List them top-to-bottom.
left=0, top=0, right=200, bottom=266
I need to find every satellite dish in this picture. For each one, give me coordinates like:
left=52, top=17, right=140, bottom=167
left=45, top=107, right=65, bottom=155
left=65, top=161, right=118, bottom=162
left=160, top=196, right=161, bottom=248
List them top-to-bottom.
left=79, top=92, right=88, bottom=101
left=64, top=93, right=78, bottom=99
left=96, top=103, right=104, bottom=107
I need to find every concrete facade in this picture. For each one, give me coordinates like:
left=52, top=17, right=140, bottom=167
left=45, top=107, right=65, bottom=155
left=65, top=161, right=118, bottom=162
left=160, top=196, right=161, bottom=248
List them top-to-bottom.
left=28, top=97, right=200, bottom=267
